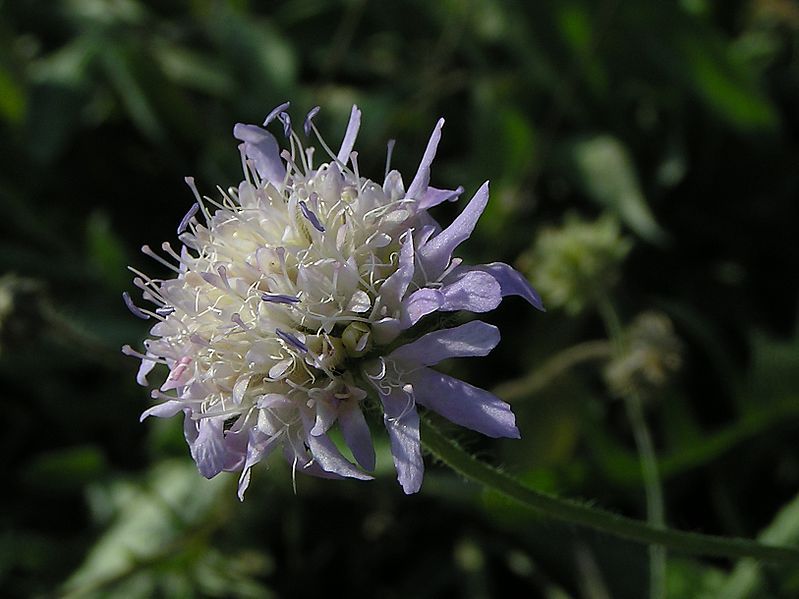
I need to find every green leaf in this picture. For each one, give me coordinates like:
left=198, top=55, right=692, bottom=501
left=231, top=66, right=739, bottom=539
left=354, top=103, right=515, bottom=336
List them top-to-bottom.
left=676, top=34, right=778, bottom=132
left=151, top=42, right=234, bottom=97
left=100, top=45, right=164, bottom=143
left=570, top=135, right=668, bottom=245
left=62, top=460, right=231, bottom=597
left=713, top=492, right=799, bottom=598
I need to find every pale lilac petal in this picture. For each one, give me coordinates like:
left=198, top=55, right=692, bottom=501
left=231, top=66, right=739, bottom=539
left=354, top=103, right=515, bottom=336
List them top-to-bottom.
left=337, top=105, right=361, bottom=164
left=406, top=118, right=445, bottom=201
left=233, top=123, right=286, bottom=185
left=383, top=169, right=404, bottom=200
left=417, top=181, right=490, bottom=280
left=419, top=185, right=464, bottom=210
left=378, top=233, right=414, bottom=312
left=469, top=262, right=545, bottom=311
left=438, top=269, right=501, bottom=313
left=400, top=288, right=444, bottom=328
left=372, top=317, right=403, bottom=345
left=389, top=320, right=500, bottom=366
left=136, top=354, right=157, bottom=386
left=160, top=356, right=194, bottom=391
left=409, top=368, right=520, bottom=439
left=377, top=386, right=424, bottom=494
left=310, top=399, right=338, bottom=436
left=139, top=400, right=184, bottom=422
left=338, top=401, right=376, bottom=471
left=301, top=413, right=372, bottom=480
left=187, top=417, right=228, bottom=478
left=222, top=426, right=248, bottom=472
left=237, top=429, right=282, bottom=500
left=282, top=430, right=342, bottom=480
left=306, top=433, right=373, bottom=480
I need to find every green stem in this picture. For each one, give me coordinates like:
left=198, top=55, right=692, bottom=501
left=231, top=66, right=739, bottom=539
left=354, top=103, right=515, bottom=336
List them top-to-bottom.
left=597, top=296, right=666, bottom=599
left=491, top=340, right=612, bottom=401
left=625, top=392, right=666, bottom=599
left=420, top=418, right=799, bottom=563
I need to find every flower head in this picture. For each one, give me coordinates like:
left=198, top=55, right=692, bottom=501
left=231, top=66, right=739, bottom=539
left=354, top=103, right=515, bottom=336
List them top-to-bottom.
left=125, top=103, right=542, bottom=497
left=520, top=213, right=631, bottom=315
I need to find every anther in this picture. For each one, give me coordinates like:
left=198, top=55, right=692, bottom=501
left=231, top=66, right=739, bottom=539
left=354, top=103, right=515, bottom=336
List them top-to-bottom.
left=123, top=292, right=150, bottom=319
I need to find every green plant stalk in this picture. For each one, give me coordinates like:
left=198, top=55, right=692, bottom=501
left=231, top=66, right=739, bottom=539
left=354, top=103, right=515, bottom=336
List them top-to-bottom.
left=598, top=296, right=666, bottom=599
left=491, top=339, right=612, bottom=401
left=625, top=392, right=666, bottom=599
left=419, top=417, right=799, bottom=563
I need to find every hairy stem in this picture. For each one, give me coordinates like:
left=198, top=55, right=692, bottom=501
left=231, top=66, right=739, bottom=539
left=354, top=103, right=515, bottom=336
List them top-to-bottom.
left=420, top=417, right=799, bottom=563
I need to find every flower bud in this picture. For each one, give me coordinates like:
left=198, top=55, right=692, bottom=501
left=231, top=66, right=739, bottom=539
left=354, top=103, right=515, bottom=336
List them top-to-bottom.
left=520, top=213, right=631, bottom=315
left=604, top=311, right=682, bottom=398
left=341, top=322, right=372, bottom=357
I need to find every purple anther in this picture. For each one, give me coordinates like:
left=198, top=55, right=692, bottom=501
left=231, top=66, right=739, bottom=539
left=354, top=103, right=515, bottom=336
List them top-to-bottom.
left=264, top=102, right=290, bottom=126
left=304, top=106, right=320, bottom=136
left=277, top=112, right=291, bottom=138
left=299, top=201, right=325, bottom=232
left=177, top=203, right=199, bottom=234
left=217, top=265, right=231, bottom=288
left=123, top=292, right=150, bottom=319
left=261, top=292, right=300, bottom=304
left=156, top=306, right=175, bottom=316
left=231, top=313, right=249, bottom=330
left=276, top=328, right=308, bottom=353
left=189, top=334, right=211, bottom=347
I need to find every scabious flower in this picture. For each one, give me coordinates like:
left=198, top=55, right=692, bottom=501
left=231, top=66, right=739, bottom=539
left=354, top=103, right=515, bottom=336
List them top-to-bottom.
left=124, top=103, right=543, bottom=497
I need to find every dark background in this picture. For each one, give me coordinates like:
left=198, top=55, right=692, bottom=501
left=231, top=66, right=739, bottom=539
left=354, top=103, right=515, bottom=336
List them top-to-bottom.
left=1, top=1, right=798, bottom=597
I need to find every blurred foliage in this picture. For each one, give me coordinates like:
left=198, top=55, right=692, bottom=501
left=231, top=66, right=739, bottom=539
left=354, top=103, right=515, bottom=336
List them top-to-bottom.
left=1, top=0, right=799, bottom=596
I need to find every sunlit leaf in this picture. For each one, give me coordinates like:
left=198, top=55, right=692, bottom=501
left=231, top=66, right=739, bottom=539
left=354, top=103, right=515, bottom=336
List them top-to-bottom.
left=570, top=135, right=668, bottom=244
left=63, top=460, right=231, bottom=596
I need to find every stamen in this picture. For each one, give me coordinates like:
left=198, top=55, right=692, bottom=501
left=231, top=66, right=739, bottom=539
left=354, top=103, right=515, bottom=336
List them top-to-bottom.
left=263, top=101, right=291, bottom=126
left=304, top=106, right=320, bottom=136
left=277, top=111, right=291, bottom=138
left=385, top=139, right=396, bottom=178
left=280, top=149, right=302, bottom=176
left=350, top=151, right=360, bottom=183
left=184, top=177, right=212, bottom=222
left=299, top=201, right=325, bottom=232
left=177, top=203, right=199, bottom=234
left=161, top=242, right=186, bottom=266
left=141, top=245, right=181, bottom=273
left=217, top=265, right=232, bottom=289
left=123, top=292, right=150, bottom=319
left=261, top=292, right=300, bottom=304
left=231, top=312, right=250, bottom=330
left=276, top=329, right=308, bottom=353
left=189, top=333, right=211, bottom=347
left=121, top=345, right=167, bottom=364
